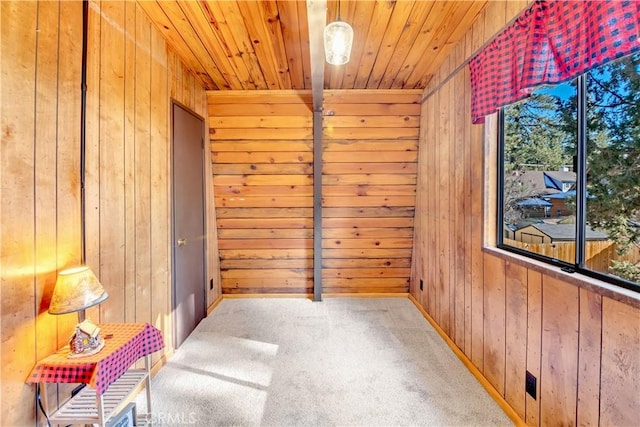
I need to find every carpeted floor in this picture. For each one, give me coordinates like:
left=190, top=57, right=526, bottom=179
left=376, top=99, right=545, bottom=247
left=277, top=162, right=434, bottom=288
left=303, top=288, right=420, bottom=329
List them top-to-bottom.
left=141, top=297, right=513, bottom=426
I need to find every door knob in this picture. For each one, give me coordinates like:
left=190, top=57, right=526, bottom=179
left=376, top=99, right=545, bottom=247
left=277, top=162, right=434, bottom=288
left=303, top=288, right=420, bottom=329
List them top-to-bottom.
left=177, top=238, right=187, bottom=247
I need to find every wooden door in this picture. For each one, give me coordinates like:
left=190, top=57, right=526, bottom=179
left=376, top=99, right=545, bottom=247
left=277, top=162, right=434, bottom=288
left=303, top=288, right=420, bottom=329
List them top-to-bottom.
left=172, top=102, right=206, bottom=348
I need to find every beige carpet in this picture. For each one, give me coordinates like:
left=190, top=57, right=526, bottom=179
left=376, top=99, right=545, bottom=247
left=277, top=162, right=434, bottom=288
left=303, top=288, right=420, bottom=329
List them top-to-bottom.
left=141, top=297, right=513, bottom=426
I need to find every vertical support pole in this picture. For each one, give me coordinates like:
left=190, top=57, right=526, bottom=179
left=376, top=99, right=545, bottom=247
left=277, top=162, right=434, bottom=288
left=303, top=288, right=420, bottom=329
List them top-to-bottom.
left=306, top=0, right=326, bottom=301
left=313, top=110, right=323, bottom=301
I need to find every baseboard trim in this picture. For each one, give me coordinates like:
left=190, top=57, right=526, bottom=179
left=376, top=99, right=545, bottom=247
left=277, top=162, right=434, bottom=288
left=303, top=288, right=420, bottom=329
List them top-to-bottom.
left=219, top=292, right=410, bottom=299
left=323, top=292, right=409, bottom=298
left=222, top=293, right=314, bottom=299
left=207, top=294, right=224, bottom=315
left=407, top=294, right=525, bottom=427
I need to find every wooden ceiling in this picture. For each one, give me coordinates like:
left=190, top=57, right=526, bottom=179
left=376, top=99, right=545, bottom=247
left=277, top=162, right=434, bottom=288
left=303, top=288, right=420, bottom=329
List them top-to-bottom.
left=137, top=1, right=488, bottom=91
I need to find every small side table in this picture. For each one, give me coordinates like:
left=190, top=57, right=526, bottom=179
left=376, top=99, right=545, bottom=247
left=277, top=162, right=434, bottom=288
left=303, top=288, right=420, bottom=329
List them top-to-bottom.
left=28, top=323, right=164, bottom=426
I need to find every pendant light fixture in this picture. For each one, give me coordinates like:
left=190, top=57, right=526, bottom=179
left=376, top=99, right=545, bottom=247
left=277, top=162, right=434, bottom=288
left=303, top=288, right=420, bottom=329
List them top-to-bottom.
left=324, top=0, right=353, bottom=65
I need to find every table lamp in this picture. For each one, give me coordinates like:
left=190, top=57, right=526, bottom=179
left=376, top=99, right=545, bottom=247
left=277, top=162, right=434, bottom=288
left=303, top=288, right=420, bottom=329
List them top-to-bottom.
left=49, top=266, right=109, bottom=355
left=49, top=266, right=109, bottom=322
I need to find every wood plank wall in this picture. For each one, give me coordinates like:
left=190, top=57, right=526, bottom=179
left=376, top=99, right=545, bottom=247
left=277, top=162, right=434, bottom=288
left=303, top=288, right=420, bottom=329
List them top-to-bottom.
left=0, top=1, right=220, bottom=425
left=411, top=1, right=640, bottom=426
left=1, top=2, right=82, bottom=423
left=208, top=90, right=420, bottom=294
left=322, top=90, right=420, bottom=293
left=208, top=91, right=314, bottom=294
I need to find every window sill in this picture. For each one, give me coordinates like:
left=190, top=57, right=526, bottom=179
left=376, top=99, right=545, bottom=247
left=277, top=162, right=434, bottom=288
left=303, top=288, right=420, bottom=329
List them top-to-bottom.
left=482, top=246, right=640, bottom=309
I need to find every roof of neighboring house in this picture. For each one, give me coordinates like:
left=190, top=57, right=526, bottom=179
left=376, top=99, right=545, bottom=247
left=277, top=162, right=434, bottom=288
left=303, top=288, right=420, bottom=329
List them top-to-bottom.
left=517, top=171, right=576, bottom=195
left=545, top=171, right=576, bottom=185
left=544, top=189, right=576, bottom=199
left=517, top=198, right=553, bottom=207
left=529, top=223, right=608, bottom=241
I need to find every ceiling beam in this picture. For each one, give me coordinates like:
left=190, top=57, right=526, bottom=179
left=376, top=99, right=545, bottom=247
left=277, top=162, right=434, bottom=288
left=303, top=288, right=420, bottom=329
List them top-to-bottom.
left=306, top=0, right=326, bottom=112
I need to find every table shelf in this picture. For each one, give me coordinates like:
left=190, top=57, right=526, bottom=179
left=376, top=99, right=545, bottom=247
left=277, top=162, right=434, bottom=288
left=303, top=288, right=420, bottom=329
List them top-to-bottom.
left=48, top=369, right=150, bottom=425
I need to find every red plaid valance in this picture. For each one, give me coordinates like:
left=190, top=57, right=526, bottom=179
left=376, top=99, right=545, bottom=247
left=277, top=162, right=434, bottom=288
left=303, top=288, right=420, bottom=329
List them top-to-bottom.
left=469, top=0, right=640, bottom=124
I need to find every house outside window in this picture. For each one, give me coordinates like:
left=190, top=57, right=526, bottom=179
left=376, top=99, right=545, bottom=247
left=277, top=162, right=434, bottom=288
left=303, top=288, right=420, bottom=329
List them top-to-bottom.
left=499, top=52, right=640, bottom=291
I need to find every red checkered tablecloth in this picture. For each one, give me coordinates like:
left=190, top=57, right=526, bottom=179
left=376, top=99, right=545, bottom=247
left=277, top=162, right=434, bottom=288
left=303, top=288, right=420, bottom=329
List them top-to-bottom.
left=28, top=323, right=164, bottom=396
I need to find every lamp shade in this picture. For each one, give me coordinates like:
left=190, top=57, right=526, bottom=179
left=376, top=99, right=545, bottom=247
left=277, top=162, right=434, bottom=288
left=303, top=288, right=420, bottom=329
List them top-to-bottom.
left=324, top=20, right=354, bottom=65
left=49, top=266, right=109, bottom=315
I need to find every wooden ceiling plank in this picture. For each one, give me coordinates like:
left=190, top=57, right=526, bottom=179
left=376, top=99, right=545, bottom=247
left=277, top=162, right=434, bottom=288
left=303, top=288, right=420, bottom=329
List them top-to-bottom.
left=137, top=0, right=216, bottom=89
left=137, top=0, right=491, bottom=92
left=156, top=0, right=230, bottom=89
left=278, top=0, right=306, bottom=90
left=296, top=0, right=313, bottom=90
left=352, top=0, right=396, bottom=89
left=178, top=1, right=246, bottom=90
left=198, top=1, right=259, bottom=90
left=216, top=1, right=269, bottom=90
left=236, top=1, right=288, bottom=89
left=264, top=1, right=296, bottom=89
left=338, top=1, right=376, bottom=89
left=365, top=1, right=415, bottom=89
left=390, top=1, right=456, bottom=89
left=407, top=1, right=487, bottom=89
left=377, top=2, right=434, bottom=89
left=413, top=3, right=482, bottom=89
left=327, top=61, right=345, bottom=91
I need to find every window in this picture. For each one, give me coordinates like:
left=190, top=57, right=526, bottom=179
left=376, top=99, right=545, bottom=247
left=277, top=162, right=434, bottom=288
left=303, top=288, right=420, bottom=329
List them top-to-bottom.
left=499, top=52, right=640, bottom=291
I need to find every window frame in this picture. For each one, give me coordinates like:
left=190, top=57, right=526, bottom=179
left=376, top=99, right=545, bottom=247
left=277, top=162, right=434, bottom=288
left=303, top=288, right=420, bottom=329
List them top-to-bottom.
left=497, top=75, right=639, bottom=293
